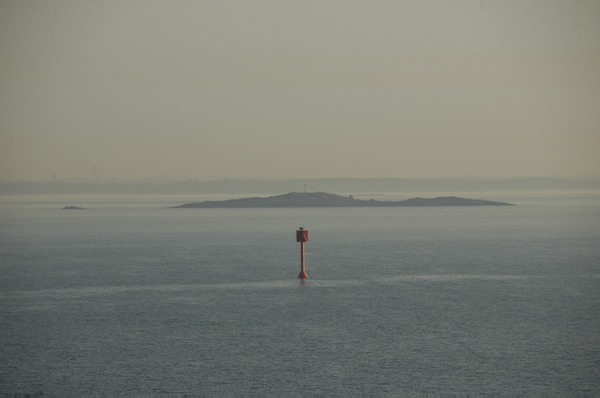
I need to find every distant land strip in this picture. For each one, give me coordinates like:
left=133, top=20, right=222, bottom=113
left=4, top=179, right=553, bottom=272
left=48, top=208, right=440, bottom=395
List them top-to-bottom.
left=1, top=177, right=598, bottom=195
left=170, top=192, right=513, bottom=208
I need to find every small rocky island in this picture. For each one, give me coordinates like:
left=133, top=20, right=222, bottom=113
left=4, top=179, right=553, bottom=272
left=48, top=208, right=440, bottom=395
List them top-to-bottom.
left=171, top=192, right=513, bottom=208
left=63, top=206, right=86, bottom=210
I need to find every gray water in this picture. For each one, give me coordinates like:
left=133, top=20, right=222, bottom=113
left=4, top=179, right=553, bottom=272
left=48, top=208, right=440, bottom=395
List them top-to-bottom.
left=1, top=194, right=599, bottom=395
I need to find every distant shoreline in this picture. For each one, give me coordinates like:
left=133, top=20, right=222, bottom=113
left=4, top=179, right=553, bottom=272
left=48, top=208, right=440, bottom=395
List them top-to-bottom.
left=1, top=177, right=598, bottom=196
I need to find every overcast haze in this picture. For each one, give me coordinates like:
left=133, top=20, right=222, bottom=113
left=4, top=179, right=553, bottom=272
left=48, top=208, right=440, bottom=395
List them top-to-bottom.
left=2, top=0, right=599, bottom=180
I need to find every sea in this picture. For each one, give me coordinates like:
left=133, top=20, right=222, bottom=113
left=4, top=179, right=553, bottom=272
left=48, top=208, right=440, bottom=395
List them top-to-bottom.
left=1, top=192, right=599, bottom=395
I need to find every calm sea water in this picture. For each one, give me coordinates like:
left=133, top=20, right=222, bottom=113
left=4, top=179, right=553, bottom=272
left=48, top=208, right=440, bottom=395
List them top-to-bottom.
left=1, top=193, right=599, bottom=395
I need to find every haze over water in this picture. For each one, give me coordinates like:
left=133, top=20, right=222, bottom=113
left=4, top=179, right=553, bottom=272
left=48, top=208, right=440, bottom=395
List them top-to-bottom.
left=2, top=0, right=600, bottom=394
left=1, top=193, right=599, bottom=394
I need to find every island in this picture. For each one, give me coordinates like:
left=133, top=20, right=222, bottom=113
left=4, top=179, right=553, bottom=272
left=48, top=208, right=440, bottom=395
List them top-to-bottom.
left=170, top=192, right=513, bottom=208
left=63, top=206, right=87, bottom=210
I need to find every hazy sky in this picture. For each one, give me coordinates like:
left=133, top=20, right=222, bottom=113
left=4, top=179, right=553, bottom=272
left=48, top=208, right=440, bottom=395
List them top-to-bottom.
left=2, top=0, right=599, bottom=180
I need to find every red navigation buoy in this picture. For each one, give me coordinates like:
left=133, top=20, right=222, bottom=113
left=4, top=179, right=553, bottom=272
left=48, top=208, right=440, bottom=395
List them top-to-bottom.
left=296, top=228, right=309, bottom=279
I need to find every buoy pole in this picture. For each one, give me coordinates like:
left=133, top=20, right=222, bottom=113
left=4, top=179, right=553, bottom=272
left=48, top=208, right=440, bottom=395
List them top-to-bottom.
left=296, top=228, right=309, bottom=279
left=299, top=241, right=308, bottom=279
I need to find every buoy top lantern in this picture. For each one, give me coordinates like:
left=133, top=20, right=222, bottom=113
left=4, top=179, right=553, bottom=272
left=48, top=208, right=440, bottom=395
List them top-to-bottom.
left=296, top=228, right=308, bottom=242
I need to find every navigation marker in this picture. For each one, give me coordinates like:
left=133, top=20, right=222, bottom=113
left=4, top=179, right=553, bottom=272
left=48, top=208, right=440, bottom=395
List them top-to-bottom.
left=296, top=227, right=309, bottom=279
